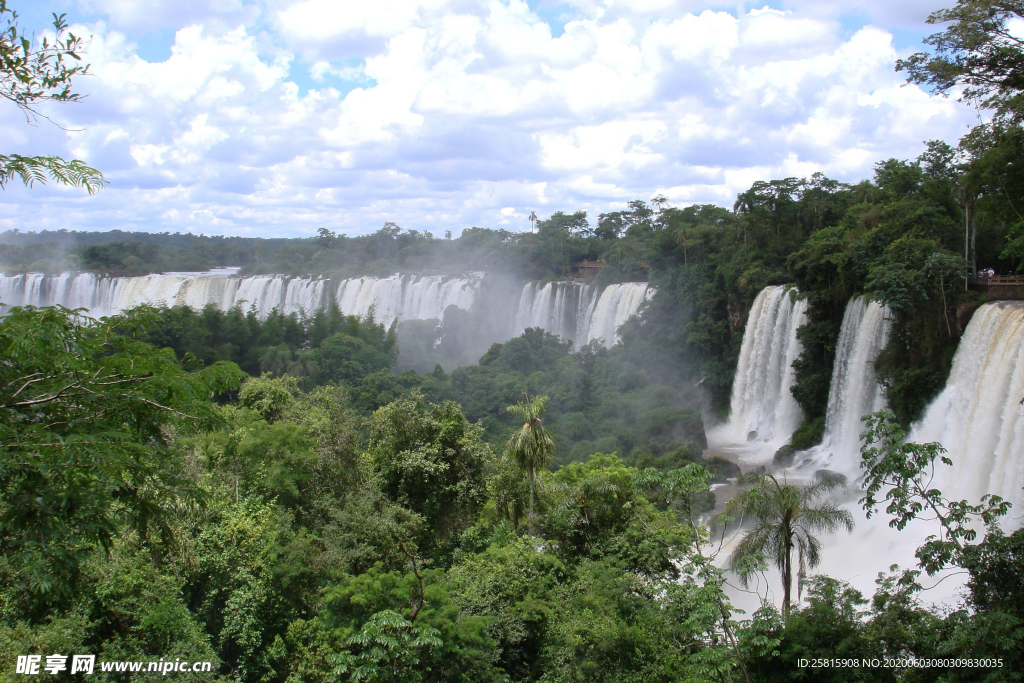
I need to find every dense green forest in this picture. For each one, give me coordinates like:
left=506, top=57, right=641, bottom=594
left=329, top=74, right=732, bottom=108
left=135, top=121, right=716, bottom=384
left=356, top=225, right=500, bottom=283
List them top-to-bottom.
left=3, top=0, right=1024, bottom=681
left=3, top=305, right=1022, bottom=683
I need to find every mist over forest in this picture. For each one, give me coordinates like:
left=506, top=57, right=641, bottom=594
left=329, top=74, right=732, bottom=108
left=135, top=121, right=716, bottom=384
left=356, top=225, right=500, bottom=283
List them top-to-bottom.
left=3, top=1, right=1024, bottom=682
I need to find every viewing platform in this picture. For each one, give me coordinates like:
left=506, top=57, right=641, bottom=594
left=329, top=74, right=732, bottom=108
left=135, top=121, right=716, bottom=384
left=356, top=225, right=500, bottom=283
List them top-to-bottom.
left=573, top=260, right=607, bottom=277
left=968, top=275, right=1024, bottom=300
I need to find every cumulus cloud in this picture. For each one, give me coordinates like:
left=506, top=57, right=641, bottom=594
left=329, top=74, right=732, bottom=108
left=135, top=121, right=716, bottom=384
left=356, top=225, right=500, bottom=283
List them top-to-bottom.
left=0, top=0, right=975, bottom=236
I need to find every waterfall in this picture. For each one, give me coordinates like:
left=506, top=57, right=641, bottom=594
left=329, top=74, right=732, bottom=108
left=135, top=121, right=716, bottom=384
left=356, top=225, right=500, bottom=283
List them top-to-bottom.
left=0, top=271, right=475, bottom=323
left=1, top=271, right=651, bottom=350
left=334, top=274, right=479, bottom=327
left=510, top=281, right=651, bottom=349
left=513, top=281, right=596, bottom=346
left=585, top=283, right=652, bottom=347
left=722, top=286, right=807, bottom=447
left=812, top=296, right=892, bottom=471
left=913, top=302, right=1024, bottom=508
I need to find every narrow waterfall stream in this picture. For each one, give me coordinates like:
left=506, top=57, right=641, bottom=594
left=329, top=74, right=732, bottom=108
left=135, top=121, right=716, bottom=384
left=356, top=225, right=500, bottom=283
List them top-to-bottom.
left=510, top=281, right=652, bottom=348
left=512, top=281, right=595, bottom=347
left=707, top=285, right=806, bottom=462
left=805, top=296, right=892, bottom=474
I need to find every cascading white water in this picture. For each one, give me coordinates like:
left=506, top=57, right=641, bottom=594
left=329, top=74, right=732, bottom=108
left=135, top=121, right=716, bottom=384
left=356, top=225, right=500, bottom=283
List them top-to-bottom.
left=0, top=270, right=243, bottom=317
left=0, top=271, right=479, bottom=324
left=1, top=271, right=652, bottom=351
left=335, top=274, right=479, bottom=327
left=510, top=281, right=651, bottom=349
left=513, top=281, right=594, bottom=347
left=586, top=283, right=652, bottom=347
left=720, top=286, right=807, bottom=449
left=811, top=296, right=892, bottom=472
left=761, top=301, right=1021, bottom=614
left=913, top=302, right=1024, bottom=508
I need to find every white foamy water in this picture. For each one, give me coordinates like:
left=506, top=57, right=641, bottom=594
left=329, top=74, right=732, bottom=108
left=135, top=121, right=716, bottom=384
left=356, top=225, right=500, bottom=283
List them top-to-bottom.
left=0, top=271, right=480, bottom=324
left=0, top=271, right=652, bottom=350
left=334, top=274, right=479, bottom=327
left=511, top=281, right=652, bottom=349
left=586, top=282, right=653, bottom=348
left=712, top=286, right=807, bottom=456
left=805, top=296, right=892, bottom=474
left=722, top=300, right=1024, bottom=618
left=913, top=301, right=1024, bottom=509
left=720, top=500, right=964, bottom=618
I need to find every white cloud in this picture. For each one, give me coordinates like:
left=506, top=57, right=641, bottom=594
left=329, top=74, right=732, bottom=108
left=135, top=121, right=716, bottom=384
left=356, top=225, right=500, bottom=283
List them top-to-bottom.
left=0, top=0, right=977, bottom=236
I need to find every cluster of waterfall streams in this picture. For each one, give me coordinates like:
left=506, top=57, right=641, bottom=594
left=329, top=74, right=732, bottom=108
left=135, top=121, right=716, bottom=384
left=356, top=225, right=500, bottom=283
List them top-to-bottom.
left=0, top=269, right=478, bottom=325
left=0, top=270, right=651, bottom=350
left=512, top=281, right=652, bottom=348
left=713, top=288, right=1024, bottom=614
left=709, top=290, right=893, bottom=468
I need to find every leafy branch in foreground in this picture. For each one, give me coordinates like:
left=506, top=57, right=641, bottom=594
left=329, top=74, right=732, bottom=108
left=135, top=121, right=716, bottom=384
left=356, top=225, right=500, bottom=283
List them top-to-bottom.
left=1, top=2, right=89, bottom=117
left=0, top=3, right=105, bottom=193
left=0, top=153, right=106, bottom=193
left=859, top=409, right=1011, bottom=575
left=634, top=464, right=758, bottom=683
left=331, top=610, right=442, bottom=683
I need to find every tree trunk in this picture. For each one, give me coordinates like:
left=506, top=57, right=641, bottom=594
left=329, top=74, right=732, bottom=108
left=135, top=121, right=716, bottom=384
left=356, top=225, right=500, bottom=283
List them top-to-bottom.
left=964, top=199, right=970, bottom=290
left=971, top=212, right=978, bottom=277
left=528, top=476, right=535, bottom=537
left=782, top=539, right=792, bottom=618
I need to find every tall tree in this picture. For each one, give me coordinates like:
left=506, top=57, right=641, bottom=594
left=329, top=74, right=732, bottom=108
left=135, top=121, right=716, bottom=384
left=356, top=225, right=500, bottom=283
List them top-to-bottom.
left=897, top=0, right=1024, bottom=122
left=0, top=1, right=105, bottom=192
left=0, top=306, right=243, bottom=595
left=367, top=392, right=489, bottom=554
left=505, top=395, right=554, bottom=536
left=727, top=473, right=854, bottom=617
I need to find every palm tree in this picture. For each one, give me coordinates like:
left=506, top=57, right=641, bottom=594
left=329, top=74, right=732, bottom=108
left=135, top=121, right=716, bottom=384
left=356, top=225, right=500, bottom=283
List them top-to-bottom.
left=528, top=210, right=538, bottom=233
left=505, top=395, right=554, bottom=536
left=727, top=473, right=853, bottom=617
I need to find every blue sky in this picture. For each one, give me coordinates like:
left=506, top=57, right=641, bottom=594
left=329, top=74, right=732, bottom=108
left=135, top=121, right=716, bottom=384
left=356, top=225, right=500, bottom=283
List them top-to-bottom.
left=0, top=0, right=976, bottom=237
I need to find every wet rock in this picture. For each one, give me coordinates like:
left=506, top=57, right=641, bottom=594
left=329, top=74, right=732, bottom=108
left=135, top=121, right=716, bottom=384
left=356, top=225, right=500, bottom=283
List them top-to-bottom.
left=773, top=445, right=796, bottom=467
left=704, top=455, right=742, bottom=482
left=814, top=469, right=847, bottom=485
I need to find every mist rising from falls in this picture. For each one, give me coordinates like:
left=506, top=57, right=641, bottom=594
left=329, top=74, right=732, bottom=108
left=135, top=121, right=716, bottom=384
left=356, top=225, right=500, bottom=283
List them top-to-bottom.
left=717, top=286, right=807, bottom=451
left=913, top=301, right=1024, bottom=509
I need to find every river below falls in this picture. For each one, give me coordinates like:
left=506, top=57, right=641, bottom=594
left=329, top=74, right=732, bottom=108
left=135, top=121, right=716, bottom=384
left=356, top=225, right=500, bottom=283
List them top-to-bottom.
left=702, top=424, right=968, bottom=617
